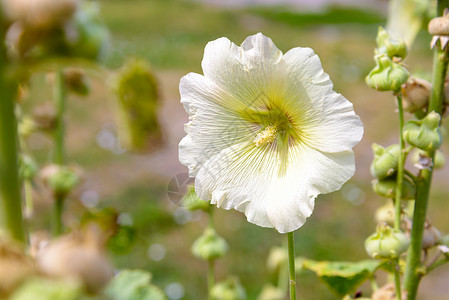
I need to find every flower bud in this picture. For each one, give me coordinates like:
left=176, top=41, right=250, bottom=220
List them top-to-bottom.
left=3, top=0, right=79, bottom=28
left=66, top=2, right=109, bottom=61
left=429, top=9, right=449, bottom=49
left=376, top=27, right=408, bottom=59
left=366, top=54, right=409, bottom=92
left=111, top=58, right=161, bottom=151
left=63, top=68, right=90, bottom=96
left=401, top=78, right=431, bottom=113
left=32, top=102, right=57, bottom=131
left=403, top=111, right=442, bottom=152
left=18, top=117, right=37, bottom=139
left=370, top=144, right=400, bottom=179
left=411, top=149, right=445, bottom=169
left=19, top=154, right=38, bottom=181
left=40, top=165, right=81, bottom=198
left=372, top=176, right=415, bottom=200
left=182, top=185, right=211, bottom=212
left=375, top=202, right=395, bottom=226
left=422, top=223, right=442, bottom=250
left=365, top=224, right=409, bottom=259
left=37, top=226, right=114, bottom=292
left=192, top=228, right=228, bottom=261
left=0, top=240, right=35, bottom=296
left=266, top=246, right=287, bottom=274
left=210, top=277, right=246, bottom=300
left=372, top=283, right=407, bottom=300
left=257, top=284, right=284, bottom=300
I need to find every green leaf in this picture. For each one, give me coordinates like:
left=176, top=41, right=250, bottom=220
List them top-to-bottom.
left=297, top=259, right=383, bottom=297
left=104, top=269, right=166, bottom=300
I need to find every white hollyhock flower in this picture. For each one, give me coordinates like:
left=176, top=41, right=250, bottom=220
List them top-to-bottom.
left=179, top=33, right=363, bottom=233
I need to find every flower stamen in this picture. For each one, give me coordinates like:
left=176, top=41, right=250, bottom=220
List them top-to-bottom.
left=254, top=125, right=278, bottom=147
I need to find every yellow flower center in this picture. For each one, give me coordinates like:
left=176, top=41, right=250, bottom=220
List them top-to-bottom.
left=254, top=125, right=278, bottom=147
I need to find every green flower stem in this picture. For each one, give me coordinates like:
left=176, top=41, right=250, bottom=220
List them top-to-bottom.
left=0, top=9, right=26, bottom=243
left=404, top=9, right=449, bottom=295
left=51, top=70, right=67, bottom=236
left=54, top=70, right=66, bottom=165
left=394, top=95, right=406, bottom=230
left=24, top=180, right=34, bottom=218
left=207, top=208, right=216, bottom=298
left=287, top=231, right=297, bottom=300
left=207, top=259, right=215, bottom=298
left=394, top=259, right=402, bottom=300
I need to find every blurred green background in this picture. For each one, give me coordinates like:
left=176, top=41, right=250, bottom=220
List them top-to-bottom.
left=23, top=0, right=449, bottom=299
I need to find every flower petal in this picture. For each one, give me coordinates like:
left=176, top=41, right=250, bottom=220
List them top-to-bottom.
left=201, top=33, right=287, bottom=109
left=282, top=47, right=363, bottom=153
left=179, top=72, right=254, bottom=176
left=194, top=141, right=355, bottom=233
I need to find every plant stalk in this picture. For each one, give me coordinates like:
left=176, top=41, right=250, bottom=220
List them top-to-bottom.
left=403, top=4, right=449, bottom=295
left=0, top=8, right=26, bottom=243
left=51, top=70, right=67, bottom=236
left=395, top=95, right=406, bottom=230
left=287, top=231, right=297, bottom=300
left=394, top=259, right=402, bottom=300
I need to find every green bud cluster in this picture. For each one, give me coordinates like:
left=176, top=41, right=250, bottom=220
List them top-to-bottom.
left=366, top=27, right=409, bottom=92
left=403, top=111, right=442, bottom=152
left=370, top=144, right=400, bottom=179
left=365, top=224, right=409, bottom=259
left=192, top=228, right=228, bottom=261
left=210, top=277, right=246, bottom=300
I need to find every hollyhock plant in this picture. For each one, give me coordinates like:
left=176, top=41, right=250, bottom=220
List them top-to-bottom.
left=178, top=33, right=363, bottom=234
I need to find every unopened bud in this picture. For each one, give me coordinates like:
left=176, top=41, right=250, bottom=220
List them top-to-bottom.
left=3, top=0, right=78, bottom=28
left=429, top=9, right=449, bottom=49
left=376, top=27, right=408, bottom=59
left=366, top=54, right=409, bottom=92
left=111, top=58, right=161, bottom=151
left=63, top=68, right=90, bottom=96
left=401, top=78, right=431, bottom=113
left=32, top=102, right=57, bottom=131
left=403, top=111, right=442, bottom=152
left=18, top=117, right=37, bottom=139
left=371, top=144, right=400, bottom=179
left=411, top=149, right=445, bottom=169
left=19, top=155, right=38, bottom=180
left=40, top=165, right=81, bottom=198
left=372, top=176, right=415, bottom=200
left=182, top=185, right=211, bottom=212
left=375, top=202, right=395, bottom=226
left=422, top=223, right=442, bottom=250
left=365, top=224, right=409, bottom=259
left=37, top=227, right=114, bottom=292
left=192, top=228, right=228, bottom=261
left=266, top=247, right=287, bottom=274
left=210, top=277, right=246, bottom=300
left=372, top=283, right=407, bottom=300
left=258, top=284, right=285, bottom=300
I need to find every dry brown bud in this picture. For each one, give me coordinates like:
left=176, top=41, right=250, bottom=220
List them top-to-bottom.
left=401, top=78, right=431, bottom=113
left=37, top=226, right=113, bottom=292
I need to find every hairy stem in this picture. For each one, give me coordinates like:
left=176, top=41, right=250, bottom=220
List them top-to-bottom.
left=0, top=7, right=26, bottom=243
left=287, top=231, right=297, bottom=300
